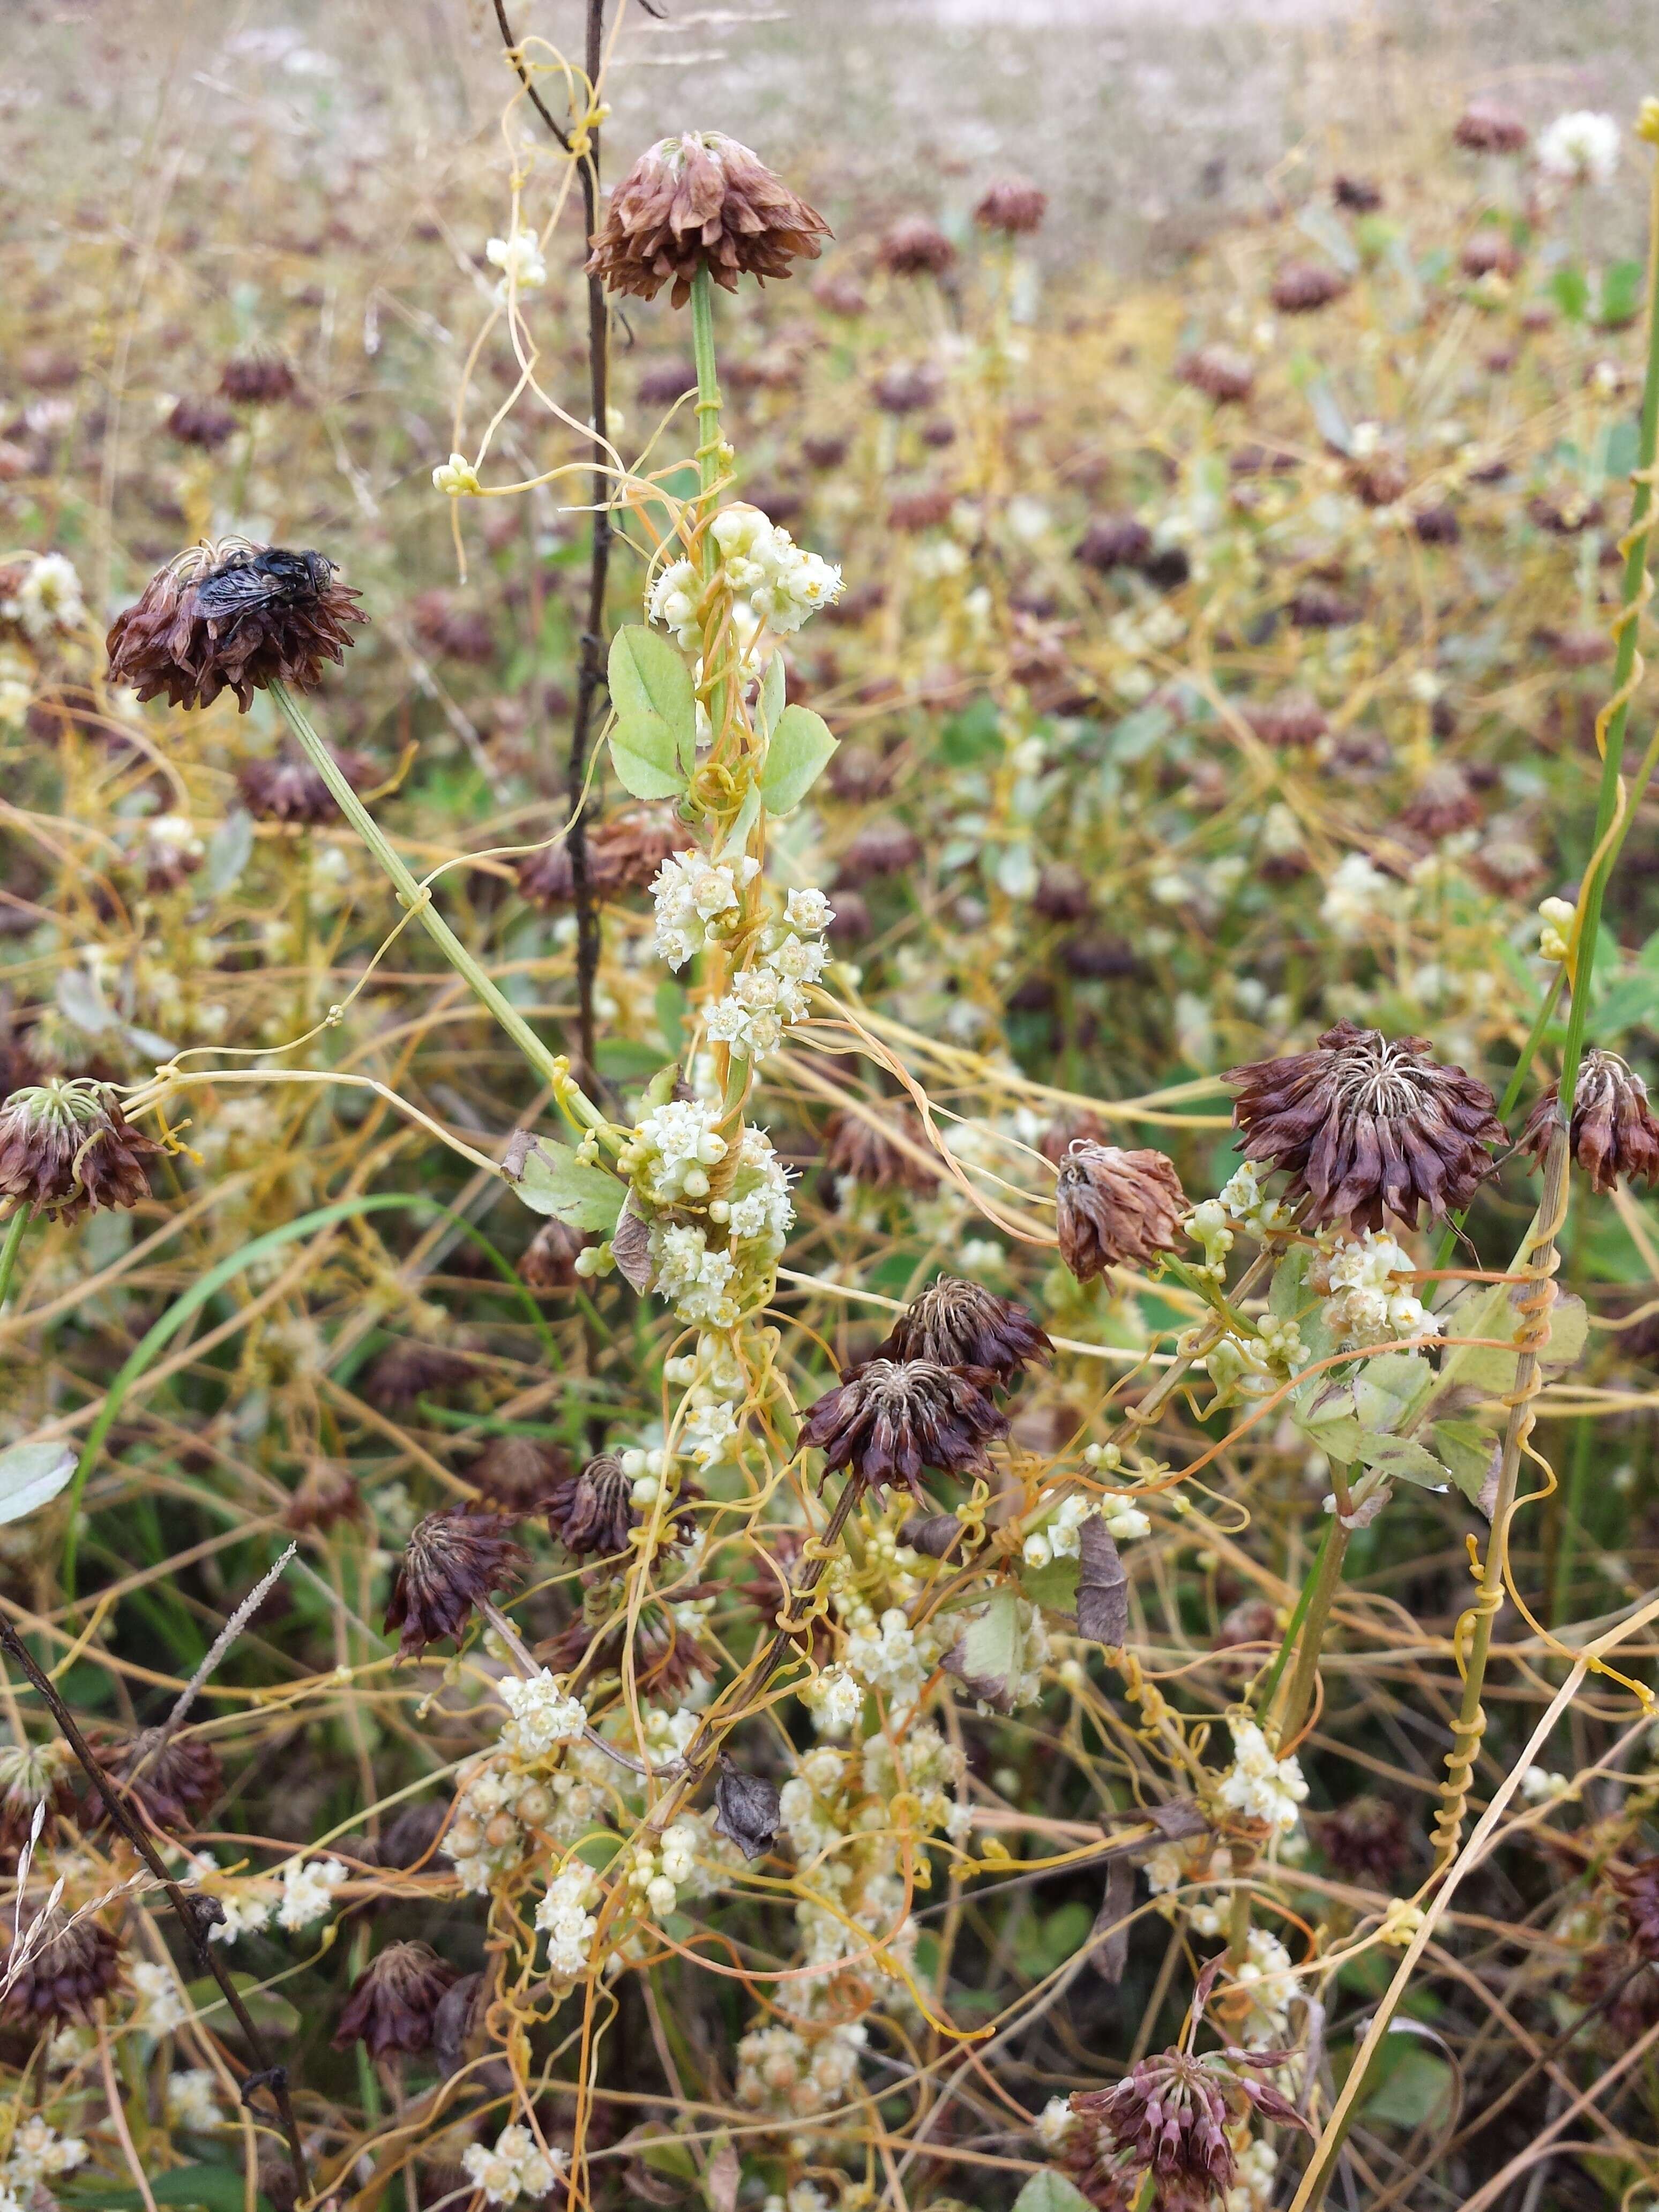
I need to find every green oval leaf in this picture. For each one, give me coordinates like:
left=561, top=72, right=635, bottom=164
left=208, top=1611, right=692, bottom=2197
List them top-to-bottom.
left=608, top=624, right=696, bottom=796
left=760, top=702, right=838, bottom=816
left=506, top=1138, right=625, bottom=1234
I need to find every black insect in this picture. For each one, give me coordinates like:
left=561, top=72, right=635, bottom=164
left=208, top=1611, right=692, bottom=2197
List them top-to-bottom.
left=194, top=547, right=338, bottom=625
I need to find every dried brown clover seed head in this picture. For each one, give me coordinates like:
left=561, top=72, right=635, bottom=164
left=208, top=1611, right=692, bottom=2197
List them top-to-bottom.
left=586, top=132, right=830, bottom=308
left=973, top=177, right=1048, bottom=235
left=107, top=538, right=364, bottom=713
left=1229, top=1019, right=1504, bottom=1234
left=1520, top=1049, right=1659, bottom=1195
left=0, top=1078, right=158, bottom=1219
left=1055, top=1141, right=1187, bottom=1283
left=878, top=1276, right=1051, bottom=1384
left=799, top=1357, right=1008, bottom=1498
left=385, top=1507, right=528, bottom=1658
left=1, top=1908, right=123, bottom=2024
left=333, top=1939, right=459, bottom=2058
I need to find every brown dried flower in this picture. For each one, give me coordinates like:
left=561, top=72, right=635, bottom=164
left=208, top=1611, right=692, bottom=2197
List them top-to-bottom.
left=1454, top=99, right=1529, bottom=154
left=586, top=131, right=830, bottom=308
left=1333, top=174, right=1383, bottom=211
left=974, top=177, right=1048, bottom=235
left=878, top=216, right=957, bottom=277
left=1460, top=229, right=1520, bottom=280
left=1271, top=259, right=1346, bottom=312
left=1176, top=343, right=1255, bottom=404
left=220, top=352, right=297, bottom=406
left=870, top=363, right=940, bottom=415
left=165, top=396, right=237, bottom=449
left=1076, top=514, right=1154, bottom=573
left=107, top=538, right=364, bottom=713
left=1288, top=583, right=1359, bottom=628
left=1243, top=691, right=1328, bottom=749
left=237, top=748, right=376, bottom=825
left=1399, top=764, right=1482, bottom=841
left=517, top=808, right=679, bottom=909
left=835, top=817, right=923, bottom=886
left=1229, top=1019, right=1505, bottom=1233
left=1520, top=1049, right=1659, bottom=1195
left=0, top=1078, right=158, bottom=1219
left=821, top=1103, right=934, bottom=1195
left=1055, top=1141, right=1187, bottom=1283
left=520, top=1217, right=588, bottom=1292
left=877, top=1276, right=1051, bottom=1384
left=362, top=1341, right=475, bottom=1409
left=799, top=1357, right=1008, bottom=1499
left=467, top=1434, right=571, bottom=1515
left=544, top=1453, right=637, bottom=1559
left=283, top=1460, right=364, bottom=1534
left=385, top=1507, right=528, bottom=1658
left=542, top=1590, right=715, bottom=1700
left=89, top=1727, right=223, bottom=1834
left=0, top=1740, right=78, bottom=1845
left=1315, top=1794, right=1410, bottom=1885
left=1613, top=1854, right=1659, bottom=1963
left=2, top=1908, right=123, bottom=2024
left=334, top=1939, right=459, bottom=2059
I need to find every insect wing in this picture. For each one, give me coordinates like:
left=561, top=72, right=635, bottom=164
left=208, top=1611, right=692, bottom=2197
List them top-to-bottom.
left=195, top=561, right=280, bottom=619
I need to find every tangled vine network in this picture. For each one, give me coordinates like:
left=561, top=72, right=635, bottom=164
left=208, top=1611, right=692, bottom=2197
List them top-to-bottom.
left=7, top=10, right=1659, bottom=2212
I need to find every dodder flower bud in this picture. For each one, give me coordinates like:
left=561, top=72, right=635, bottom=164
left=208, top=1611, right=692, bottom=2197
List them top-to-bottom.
left=586, top=131, right=831, bottom=307
left=106, top=537, right=364, bottom=714
left=1229, top=1018, right=1504, bottom=1234
left=1519, top=1048, right=1659, bottom=1194
left=0, top=1078, right=158, bottom=1219
left=1055, top=1141, right=1187, bottom=1283
left=799, top=1357, right=1008, bottom=1499
left=385, top=1508, right=528, bottom=1658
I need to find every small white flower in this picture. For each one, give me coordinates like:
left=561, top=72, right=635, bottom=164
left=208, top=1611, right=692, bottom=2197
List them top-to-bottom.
left=1537, top=110, right=1619, bottom=190
left=487, top=227, right=549, bottom=300
left=432, top=452, right=482, bottom=496
left=7, top=552, right=85, bottom=642
left=1321, top=851, right=1392, bottom=941
left=785, top=886, right=834, bottom=933
left=805, top=1663, right=864, bottom=1736
left=499, top=1670, right=588, bottom=1761
left=1215, top=1718, right=1308, bottom=1835
left=1520, top=1763, right=1570, bottom=1802
left=275, top=1854, right=348, bottom=1931
left=535, top=1860, right=601, bottom=1981
left=130, top=1959, right=188, bottom=2034
left=167, top=2068, right=225, bottom=2131
left=1034, top=2094, right=1075, bottom=2150
left=5, top=2115, right=88, bottom=2184
left=461, top=2122, right=566, bottom=2203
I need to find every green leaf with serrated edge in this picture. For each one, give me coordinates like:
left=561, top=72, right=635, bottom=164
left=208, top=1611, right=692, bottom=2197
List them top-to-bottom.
left=608, top=624, right=696, bottom=761
left=758, top=649, right=787, bottom=739
left=760, top=702, right=838, bottom=815
left=507, top=1139, right=625, bottom=1233
left=1350, top=1431, right=1447, bottom=1486
left=0, top=1441, right=76, bottom=1526
left=945, top=1585, right=1023, bottom=1712
left=1013, top=2174, right=1098, bottom=2212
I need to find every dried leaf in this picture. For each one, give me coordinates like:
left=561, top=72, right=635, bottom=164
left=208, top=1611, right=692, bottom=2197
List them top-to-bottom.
left=611, top=1196, right=655, bottom=1294
left=899, top=1509, right=965, bottom=1560
left=1075, top=1514, right=1129, bottom=1647
left=945, top=1585, right=1023, bottom=1713
left=712, top=1758, right=781, bottom=1862
left=1089, top=1855, right=1134, bottom=1981
left=705, top=2136, right=741, bottom=2212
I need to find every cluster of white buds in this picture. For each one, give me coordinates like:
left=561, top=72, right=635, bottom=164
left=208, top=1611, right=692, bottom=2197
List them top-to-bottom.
left=1536, top=108, right=1620, bottom=190
left=486, top=226, right=548, bottom=301
left=704, top=502, right=844, bottom=636
left=3, top=552, right=85, bottom=642
left=0, top=648, right=32, bottom=728
left=650, top=847, right=760, bottom=968
left=1321, top=851, right=1393, bottom=940
left=1537, top=894, right=1576, bottom=963
left=705, top=896, right=833, bottom=1058
left=621, top=1097, right=728, bottom=1206
left=1215, top=1159, right=1295, bottom=1236
left=1317, top=1229, right=1438, bottom=1349
left=1022, top=1490, right=1094, bottom=1568
left=841, top=1604, right=946, bottom=1712
left=802, top=1663, right=864, bottom=1736
left=497, top=1669, right=588, bottom=1761
left=1214, top=1718, right=1308, bottom=1836
left=861, top=1723, right=972, bottom=1844
left=449, top=1754, right=554, bottom=1892
left=626, top=1812, right=722, bottom=1919
left=535, top=1858, right=603, bottom=1982
left=130, top=1960, right=189, bottom=2034
left=735, top=2019, right=868, bottom=2118
left=166, top=2069, right=225, bottom=2132
left=4, top=2117, right=88, bottom=2194
left=461, top=2123, right=565, bottom=2205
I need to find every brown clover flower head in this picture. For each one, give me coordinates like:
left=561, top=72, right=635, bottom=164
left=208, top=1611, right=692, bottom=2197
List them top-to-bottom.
left=1454, top=99, right=1529, bottom=153
left=586, top=131, right=830, bottom=308
left=1333, top=173, right=1383, bottom=211
left=974, top=177, right=1048, bottom=235
left=878, top=216, right=957, bottom=278
left=1461, top=228, right=1520, bottom=280
left=1271, top=259, right=1347, bottom=313
left=1176, top=343, right=1256, bottom=405
left=220, top=351, right=297, bottom=406
left=870, top=363, right=940, bottom=415
left=166, top=396, right=237, bottom=449
left=1077, top=513, right=1154, bottom=573
left=106, top=537, right=365, bottom=714
left=1244, top=691, right=1328, bottom=748
left=237, top=748, right=376, bottom=825
left=1399, top=763, right=1482, bottom=841
left=517, top=808, right=679, bottom=909
left=835, top=816, right=923, bottom=885
left=1032, top=861, right=1094, bottom=923
left=1229, top=1019, right=1504, bottom=1234
left=1520, top=1049, right=1659, bottom=1195
left=0, top=1078, right=158, bottom=1219
left=821, top=1104, right=934, bottom=1195
left=1055, top=1141, right=1188, bottom=1283
left=520, top=1216, right=588, bottom=1292
left=878, top=1276, right=1052, bottom=1384
left=362, top=1340, right=475, bottom=1409
left=799, top=1357, right=1008, bottom=1499
left=468, top=1434, right=571, bottom=1515
left=543, top=1453, right=638, bottom=1559
left=283, top=1459, right=364, bottom=1534
left=385, top=1507, right=528, bottom=1658
left=542, top=1586, right=716, bottom=1699
left=90, top=1727, right=222, bottom=1834
left=0, top=1740, right=78, bottom=1844
left=1314, top=1793, right=1410, bottom=1885
left=1613, top=1855, right=1659, bottom=1964
left=2, top=1908, right=123, bottom=2024
left=333, top=1939, right=459, bottom=2059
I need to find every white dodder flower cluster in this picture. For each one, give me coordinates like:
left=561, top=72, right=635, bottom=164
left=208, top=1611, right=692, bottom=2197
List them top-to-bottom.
left=1536, top=109, right=1620, bottom=189
left=486, top=226, right=548, bottom=301
left=649, top=503, right=843, bottom=651
left=3, top=552, right=86, bottom=643
left=651, top=848, right=759, bottom=969
left=706, top=889, right=833, bottom=1058
left=1319, top=1228, right=1438, bottom=1349
left=498, top=1669, right=587, bottom=1761
left=1214, top=1718, right=1308, bottom=1836
left=535, top=1859, right=602, bottom=1981
left=462, top=2124, right=565, bottom=2205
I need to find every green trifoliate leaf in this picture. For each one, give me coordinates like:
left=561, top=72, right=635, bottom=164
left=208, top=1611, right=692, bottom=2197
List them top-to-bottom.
left=760, top=703, right=838, bottom=816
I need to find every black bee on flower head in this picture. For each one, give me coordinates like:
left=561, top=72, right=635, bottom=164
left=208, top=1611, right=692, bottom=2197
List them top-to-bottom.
left=193, top=545, right=339, bottom=627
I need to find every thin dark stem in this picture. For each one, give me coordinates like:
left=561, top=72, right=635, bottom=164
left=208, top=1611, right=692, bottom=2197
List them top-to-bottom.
left=490, top=0, right=572, bottom=150
left=0, top=1613, right=313, bottom=2200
